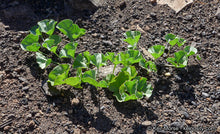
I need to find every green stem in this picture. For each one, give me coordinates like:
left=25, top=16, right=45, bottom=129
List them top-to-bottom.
left=51, top=61, right=59, bottom=65
left=112, top=64, right=116, bottom=74
left=97, top=67, right=99, bottom=78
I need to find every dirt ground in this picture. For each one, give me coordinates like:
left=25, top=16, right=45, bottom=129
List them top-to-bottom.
left=0, top=0, right=220, bottom=133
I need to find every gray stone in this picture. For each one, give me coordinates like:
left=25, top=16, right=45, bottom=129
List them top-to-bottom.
left=215, top=7, right=220, bottom=20
left=97, top=65, right=123, bottom=79
left=202, top=92, right=209, bottom=98
left=212, top=102, right=220, bottom=110
left=179, top=111, right=190, bottom=119
left=7, top=114, right=15, bottom=119
left=170, top=122, right=184, bottom=129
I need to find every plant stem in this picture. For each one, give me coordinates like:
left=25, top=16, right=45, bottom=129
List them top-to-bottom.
left=112, top=64, right=116, bottom=74
left=97, top=67, right=99, bottom=78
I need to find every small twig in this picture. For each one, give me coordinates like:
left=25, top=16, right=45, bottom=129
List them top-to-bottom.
left=0, top=119, right=13, bottom=129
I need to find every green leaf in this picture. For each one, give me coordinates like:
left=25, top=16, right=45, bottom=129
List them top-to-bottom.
left=37, top=19, right=57, bottom=35
left=56, top=19, right=86, bottom=41
left=30, top=25, right=41, bottom=36
left=123, top=31, right=141, bottom=49
left=165, top=33, right=178, bottom=47
left=165, top=33, right=186, bottom=47
left=20, top=34, right=40, bottom=52
left=49, top=35, right=61, bottom=45
left=177, top=38, right=186, bottom=47
left=42, top=39, right=57, bottom=54
left=59, top=42, right=78, bottom=59
left=148, top=45, right=165, bottom=60
left=184, top=46, right=197, bottom=56
left=118, top=50, right=143, bottom=66
left=126, top=50, right=143, bottom=65
left=167, top=50, right=188, bottom=68
left=83, top=51, right=91, bottom=66
left=36, top=52, right=52, bottom=69
left=105, top=52, right=116, bottom=63
left=73, top=53, right=89, bottom=69
left=90, top=53, right=106, bottom=69
left=196, top=55, right=201, bottom=60
left=139, top=59, right=157, bottom=73
left=48, top=64, right=70, bottom=86
left=121, top=66, right=137, bottom=80
left=82, top=70, right=99, bottom=88
left=109, top=71, right=130, bottom=93
left=104, top=74, right=115, bottom=84
left=134, top=76, right=153, bottom=98
left=64, top=77, right=81, bottom=87
left=118, top=77, right=153, bottom=102
left=98, top=80, right=108, bottom=88
left=119, top=80, right=139, bottom=102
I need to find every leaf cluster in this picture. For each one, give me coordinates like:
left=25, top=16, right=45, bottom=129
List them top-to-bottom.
left=20, top=19, right=200, bottom=102
left=20, top=19, right=154, bottom=102
left=148, top=33, right=200, bottom=68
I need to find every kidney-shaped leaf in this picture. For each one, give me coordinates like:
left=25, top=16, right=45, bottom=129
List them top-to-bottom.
left=38, top=19, right=57, bottom=35
left=56, top=19, right=86, bottom=41
left=30, top=25, right=41, bottom=36
left=123, top=31, right=141, bottom=49
left=165, top=33, right=179, bottom=47
left=20, top=34, right=40, bottom=52
left=59, top=42, right=78, bottom=59
left=148, top=45, right=165, bottom=60
left=184, top=46, right=197, bottom=56
left=167, top=50, right=188, bottom=68
left=36, top=52, right=52, bottom=69
left=73, top=53, right=90, bottom=69
left=90, top=53, right=106, bottom=69
left=139, top=59, right=157, bottom=73
left=48, top=64, right=70, bottom=86
left=121, top=66, right=137, bottom=80
left=82, top=70, right=99, bottom=87
left=109, top=71, right=130, bottom=92
left=64, top=76, right=81, bottom=87
left=134, top=76, right=153, bottom=98
left=119, top=80, right=139, bottom=102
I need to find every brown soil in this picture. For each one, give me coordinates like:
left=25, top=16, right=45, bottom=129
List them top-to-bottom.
left=0, top=0, right=220, bottom=133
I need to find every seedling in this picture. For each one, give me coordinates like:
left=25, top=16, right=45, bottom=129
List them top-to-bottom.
left=20, top=19, right=200, bottom=102
left=147, top=33, right=200, bottom=68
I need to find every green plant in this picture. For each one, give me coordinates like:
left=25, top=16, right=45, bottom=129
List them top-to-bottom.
left=20, top=19, right=200, bottom=103
left=20, top=19, right=153, bottom=102
left=148, top=33, right=200, bottom=68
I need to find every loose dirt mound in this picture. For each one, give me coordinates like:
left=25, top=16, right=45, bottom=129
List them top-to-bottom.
left=0, top=0, right=219, bottom=133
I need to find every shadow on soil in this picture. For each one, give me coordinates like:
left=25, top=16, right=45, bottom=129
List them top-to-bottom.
left=0, top=1, right=96, bottom=31
left=150, top=65, right=202, bottom=104
left=45, top=89, right=113, bottom=133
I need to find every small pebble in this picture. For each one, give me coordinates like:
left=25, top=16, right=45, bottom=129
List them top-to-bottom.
left=150, top=12, right=156, bottom=18
left=164, top=72, right=171, bottom=77
left=22, top=86, right=29, bottom=92
left=202, top=92, right=209, bottom=98
left=71, top=98, right=80, bottom=106
left=180, top=111, right=190, bottom=119
left=7, top=114, right=15, bottom=119
left=26, top=114, right=32, bottom=120
left=28, top=120, right=35, bottom=128
left=142, top=120, right=152, bottom=126
left=185, top=120, right=192, bottom=125
left=170, top=122, right=183, bottom=128
left=4, top=126, right=11, bottom=131
left=217, top=126, right=220, bottom=133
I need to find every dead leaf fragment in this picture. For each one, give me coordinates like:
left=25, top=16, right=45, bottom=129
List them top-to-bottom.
left=157, top=0, right=194, bottom=13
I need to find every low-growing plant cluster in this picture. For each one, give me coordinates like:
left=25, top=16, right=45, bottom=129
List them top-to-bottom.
left=20, top=19, right=200, bottom=102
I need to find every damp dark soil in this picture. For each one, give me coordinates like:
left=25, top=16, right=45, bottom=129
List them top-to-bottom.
left=0, top=0, right=220, bottom=133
